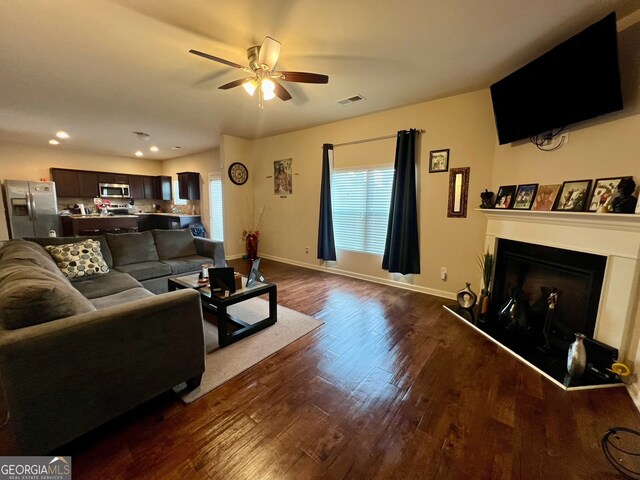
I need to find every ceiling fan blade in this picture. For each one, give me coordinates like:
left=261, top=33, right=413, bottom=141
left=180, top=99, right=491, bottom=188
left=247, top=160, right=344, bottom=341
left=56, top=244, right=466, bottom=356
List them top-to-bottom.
left=258, top=36, right=281, bottom=69
left=189, top=49, right=244, bottom=69
left=278, top=71, right=329, bottom=84
left=218, top=78, right=248, bottom=90
left=273, top=80, right=292, bottom=101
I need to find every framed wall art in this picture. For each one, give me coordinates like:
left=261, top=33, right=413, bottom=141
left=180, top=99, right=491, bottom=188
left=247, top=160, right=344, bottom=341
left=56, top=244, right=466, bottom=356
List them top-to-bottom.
left=429, top=149, right=449, bottom=173
left=274, top=158, right=293, bottom=195
left=447, top=167, right=469, bottom=217
left=554, top=179, right=593, bottom=212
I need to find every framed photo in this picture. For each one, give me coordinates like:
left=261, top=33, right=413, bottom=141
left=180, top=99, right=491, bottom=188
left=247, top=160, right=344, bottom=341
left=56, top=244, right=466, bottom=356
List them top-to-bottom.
left=429, top=149, right=449, bottom=173
left=274, top=158, right=292, bottom=195
left=587, top=176, right=630, bottom=212
left=554, top=179, right=593, bottom=212
left=513, top=184, right=538, bottom=210
left=532, top=184, right=561, bottom=211
left=494, top=185, right=517, bottom=209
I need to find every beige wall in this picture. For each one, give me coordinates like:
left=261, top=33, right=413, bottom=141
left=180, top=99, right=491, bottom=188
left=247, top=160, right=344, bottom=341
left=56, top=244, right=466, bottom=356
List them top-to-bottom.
left=222, top=90, right=497, bottom=298
left=220, top=135, right=256, bottom=258
left=0, top=141, right=163, bottom=180
left=161, top=148, right=220, bottom=236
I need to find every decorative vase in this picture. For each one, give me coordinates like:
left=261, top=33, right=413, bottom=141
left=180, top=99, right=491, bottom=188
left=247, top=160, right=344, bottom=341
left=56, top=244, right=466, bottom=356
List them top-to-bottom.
left=245, top=233, right=259, bottom=261
left=456, top=282, right=477, bottom=309
left=498, top=288, right=532, bottom=336
left=567, top=333, right=587, bottom=377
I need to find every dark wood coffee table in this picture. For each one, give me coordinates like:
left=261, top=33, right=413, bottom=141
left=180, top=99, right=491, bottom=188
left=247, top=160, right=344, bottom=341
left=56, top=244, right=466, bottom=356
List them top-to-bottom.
left=168, top=273, right=277, bottom=347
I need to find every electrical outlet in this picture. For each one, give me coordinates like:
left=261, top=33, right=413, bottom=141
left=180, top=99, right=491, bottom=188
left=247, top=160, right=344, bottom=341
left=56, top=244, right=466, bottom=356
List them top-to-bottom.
left=305, top=247, right=310, bottom=254
left=440, top=267, right=447, bottom=281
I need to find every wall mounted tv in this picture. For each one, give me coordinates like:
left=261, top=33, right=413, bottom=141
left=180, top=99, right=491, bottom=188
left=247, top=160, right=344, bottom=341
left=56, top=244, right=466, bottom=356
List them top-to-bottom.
left=490, top=12, right=623, bottom=145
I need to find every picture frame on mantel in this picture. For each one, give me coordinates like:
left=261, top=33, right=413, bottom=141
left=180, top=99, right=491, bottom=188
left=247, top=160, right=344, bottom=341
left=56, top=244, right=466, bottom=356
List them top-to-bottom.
left=429, top=149, right=449, bottom=173
left=554, top=179, right=592, bottom=212
left=512, top=184, right=538, bottom=210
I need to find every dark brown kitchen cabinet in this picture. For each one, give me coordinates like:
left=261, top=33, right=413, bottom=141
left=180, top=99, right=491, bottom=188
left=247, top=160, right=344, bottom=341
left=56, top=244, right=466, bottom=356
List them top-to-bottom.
left=50, top=168, right=79, bottom=197
left=77, top=171, right=98, bottom=197
left=177, top=172, right=200, bottom=200
left=97, top=173, right=128, bottom=184
left=113, top=174, right=129, bottom=184
left=129, top=175, right=144, bottom=199
left=143, top=176, right=155, bottom=199
left=156, top=176, right=172, bottom=201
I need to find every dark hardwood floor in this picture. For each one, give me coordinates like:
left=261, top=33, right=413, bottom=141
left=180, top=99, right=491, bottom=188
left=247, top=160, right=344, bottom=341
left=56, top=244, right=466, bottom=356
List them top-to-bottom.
left=67, top=259, right=640, bottom=479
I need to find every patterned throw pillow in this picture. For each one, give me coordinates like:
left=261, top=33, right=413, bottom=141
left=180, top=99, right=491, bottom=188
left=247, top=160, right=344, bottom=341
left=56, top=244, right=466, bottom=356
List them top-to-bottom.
left=45, top=239, right=109, bottom=279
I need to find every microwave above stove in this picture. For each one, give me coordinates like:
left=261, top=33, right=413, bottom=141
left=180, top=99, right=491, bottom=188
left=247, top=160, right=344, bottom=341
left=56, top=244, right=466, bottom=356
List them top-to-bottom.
left=99, top=183, right=130, bottom=198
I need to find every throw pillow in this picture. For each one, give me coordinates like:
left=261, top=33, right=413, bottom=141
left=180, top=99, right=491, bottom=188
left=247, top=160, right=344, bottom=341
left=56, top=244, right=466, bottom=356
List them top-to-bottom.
left=45, top=239, right=109, bottom=279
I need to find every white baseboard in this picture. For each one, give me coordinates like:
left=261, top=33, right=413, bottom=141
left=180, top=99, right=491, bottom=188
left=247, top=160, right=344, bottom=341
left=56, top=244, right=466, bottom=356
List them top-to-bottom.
left=256, top=253, right=456, bottom=300
left=627, top=383, right=640, bottom=412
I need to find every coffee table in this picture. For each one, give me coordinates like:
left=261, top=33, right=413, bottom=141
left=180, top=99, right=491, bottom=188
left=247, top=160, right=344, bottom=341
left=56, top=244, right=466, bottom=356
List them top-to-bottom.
left=168, top=273, right=277, bottom=347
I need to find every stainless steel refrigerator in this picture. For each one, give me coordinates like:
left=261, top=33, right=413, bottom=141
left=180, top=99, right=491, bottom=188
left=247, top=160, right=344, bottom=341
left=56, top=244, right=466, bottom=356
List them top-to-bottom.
left=3, top=180, right=59, bottom=238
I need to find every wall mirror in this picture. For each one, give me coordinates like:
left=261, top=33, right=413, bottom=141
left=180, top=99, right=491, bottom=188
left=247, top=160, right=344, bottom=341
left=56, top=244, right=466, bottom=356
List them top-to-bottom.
left=448, top=167, right=470, bottom=218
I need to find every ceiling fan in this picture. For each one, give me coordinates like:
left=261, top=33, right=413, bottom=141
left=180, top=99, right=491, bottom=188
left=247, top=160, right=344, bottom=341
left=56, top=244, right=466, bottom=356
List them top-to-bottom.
left=189, top=36, right=329, bottom=109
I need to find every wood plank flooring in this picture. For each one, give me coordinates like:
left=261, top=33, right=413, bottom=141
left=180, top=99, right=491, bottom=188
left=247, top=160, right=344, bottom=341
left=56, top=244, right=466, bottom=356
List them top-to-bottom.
left=66, top=259, right=640, bottom=479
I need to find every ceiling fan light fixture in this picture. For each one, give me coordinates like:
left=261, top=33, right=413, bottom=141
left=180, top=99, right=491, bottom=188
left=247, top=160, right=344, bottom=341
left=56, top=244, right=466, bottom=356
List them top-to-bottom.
left=261, top=78, right=276, bottom=101
left=243, top=79, right=258, bottom=96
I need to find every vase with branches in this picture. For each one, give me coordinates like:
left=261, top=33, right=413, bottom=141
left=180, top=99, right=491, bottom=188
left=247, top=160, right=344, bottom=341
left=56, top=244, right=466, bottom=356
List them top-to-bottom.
left=242, top=203, right=267, bottom=261
left=477, top=250, right=494, bottom=322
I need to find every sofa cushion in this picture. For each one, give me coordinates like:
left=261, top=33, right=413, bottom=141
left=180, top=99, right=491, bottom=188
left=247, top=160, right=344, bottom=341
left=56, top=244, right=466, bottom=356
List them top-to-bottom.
left=152, top=229, right=197, bottom=260
left=106, top=231, right=158, bottom=266
left=27, top=235, right=113, bottom=268
left=0, top=239, right=64, bottom=276
left=45, top=239, right=109, bottom=279
left=162, top=255, right=214, bottom=275
left=114, top=261, right=172, bottom=281
left=0, top=265, right=96, bottom=329
left=71, top=271, right=144, bottom=299
left=90, top=287, right=155, bottom=310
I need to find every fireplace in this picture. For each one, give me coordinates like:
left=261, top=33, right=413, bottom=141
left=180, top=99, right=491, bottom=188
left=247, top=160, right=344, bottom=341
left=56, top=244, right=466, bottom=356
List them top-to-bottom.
left=450, top=209, right=640, bottom=395
left=492, top=239, right=607, bottom=351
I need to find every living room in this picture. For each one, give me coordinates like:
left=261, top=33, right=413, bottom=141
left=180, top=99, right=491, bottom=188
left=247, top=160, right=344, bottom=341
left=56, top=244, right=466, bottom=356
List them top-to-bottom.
left=2, top=1, right=640, bottom=477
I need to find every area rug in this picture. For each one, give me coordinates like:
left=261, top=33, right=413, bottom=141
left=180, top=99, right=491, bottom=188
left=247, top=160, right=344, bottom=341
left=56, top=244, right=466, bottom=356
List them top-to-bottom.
left=178, top=297, right=323, bottom=404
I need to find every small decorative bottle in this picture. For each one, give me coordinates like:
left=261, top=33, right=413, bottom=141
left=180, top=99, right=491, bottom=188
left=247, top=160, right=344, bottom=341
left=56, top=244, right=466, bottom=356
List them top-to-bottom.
left=567, top=333, right=587, bottom=377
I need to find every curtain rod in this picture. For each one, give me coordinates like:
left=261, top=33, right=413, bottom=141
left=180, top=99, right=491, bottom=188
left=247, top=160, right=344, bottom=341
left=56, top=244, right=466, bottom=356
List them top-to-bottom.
left=326, top=129, right=425, bottom=149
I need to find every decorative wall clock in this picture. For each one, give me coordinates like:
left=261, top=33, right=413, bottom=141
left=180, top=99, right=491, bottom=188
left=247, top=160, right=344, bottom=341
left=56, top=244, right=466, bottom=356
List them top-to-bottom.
left=228, top=162, right=248, bottom=185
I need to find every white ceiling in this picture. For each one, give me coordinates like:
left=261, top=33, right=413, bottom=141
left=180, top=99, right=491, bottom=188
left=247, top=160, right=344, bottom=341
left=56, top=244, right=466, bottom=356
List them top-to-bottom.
left=0, top=0, right=636, bottom=160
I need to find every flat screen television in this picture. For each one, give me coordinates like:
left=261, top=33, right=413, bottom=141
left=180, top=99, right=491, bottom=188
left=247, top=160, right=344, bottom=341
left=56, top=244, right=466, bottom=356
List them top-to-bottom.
left=490, top=12, right=623, bottom=145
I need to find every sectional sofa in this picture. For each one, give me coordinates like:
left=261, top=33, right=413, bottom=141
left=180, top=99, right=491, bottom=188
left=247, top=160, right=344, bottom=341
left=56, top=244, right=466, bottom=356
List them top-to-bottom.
left=0, top=229, right=226, bottom=454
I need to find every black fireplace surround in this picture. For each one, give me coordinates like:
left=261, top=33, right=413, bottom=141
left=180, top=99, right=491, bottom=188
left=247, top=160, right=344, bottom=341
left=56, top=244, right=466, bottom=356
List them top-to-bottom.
left=453, top=239, right=619, bottom=388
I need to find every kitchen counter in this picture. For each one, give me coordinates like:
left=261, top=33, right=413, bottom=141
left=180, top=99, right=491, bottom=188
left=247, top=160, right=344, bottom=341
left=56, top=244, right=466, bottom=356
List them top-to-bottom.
left=59, top=213, right=201, bottom=235
left=136, top=213, right=200, bottom=217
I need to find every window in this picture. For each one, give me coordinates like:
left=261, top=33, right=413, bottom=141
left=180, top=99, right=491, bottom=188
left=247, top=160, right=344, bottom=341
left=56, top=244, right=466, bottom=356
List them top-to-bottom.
left=332, top=167, right=394, bottom=255
left=209, top=174, right=224, bottom=241
left=172, top=180, right=187, bottom=205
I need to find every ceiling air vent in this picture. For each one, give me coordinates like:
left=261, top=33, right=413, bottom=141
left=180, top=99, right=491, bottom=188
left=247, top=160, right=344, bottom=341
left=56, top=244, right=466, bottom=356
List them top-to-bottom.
left=337, top=94, right=365, bottom=106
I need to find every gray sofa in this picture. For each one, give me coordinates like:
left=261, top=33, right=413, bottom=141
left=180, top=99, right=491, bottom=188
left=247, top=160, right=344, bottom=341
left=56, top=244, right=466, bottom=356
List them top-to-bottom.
left=0, top=229, right=226, bottom=454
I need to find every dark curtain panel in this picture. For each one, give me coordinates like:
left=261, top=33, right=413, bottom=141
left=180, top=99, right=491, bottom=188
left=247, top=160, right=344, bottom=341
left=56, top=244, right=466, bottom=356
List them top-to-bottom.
left=382, top=129, right=420, bottom=274
left=317, top=143, right=337, bottom=261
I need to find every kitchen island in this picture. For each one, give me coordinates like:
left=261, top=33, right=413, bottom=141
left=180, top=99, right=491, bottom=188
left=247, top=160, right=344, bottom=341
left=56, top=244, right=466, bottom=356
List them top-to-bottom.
left=60, top=214, right=201, bottom=236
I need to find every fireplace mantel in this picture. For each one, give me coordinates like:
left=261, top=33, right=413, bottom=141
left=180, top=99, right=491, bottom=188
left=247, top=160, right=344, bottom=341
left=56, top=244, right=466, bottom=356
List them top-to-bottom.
left=478, top=208, right=640, bottom=361
left=478, top=209, right=640, bottom=233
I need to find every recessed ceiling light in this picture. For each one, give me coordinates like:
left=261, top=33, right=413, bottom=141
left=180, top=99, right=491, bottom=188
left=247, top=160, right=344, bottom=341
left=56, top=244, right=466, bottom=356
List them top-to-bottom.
left=55, top=130, right=70, bottom=139
left=49, top=139, right=60, bottom=145
left=149, top=146, right=159, bottom=152
left=135, top=150, right=144, bottom=157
